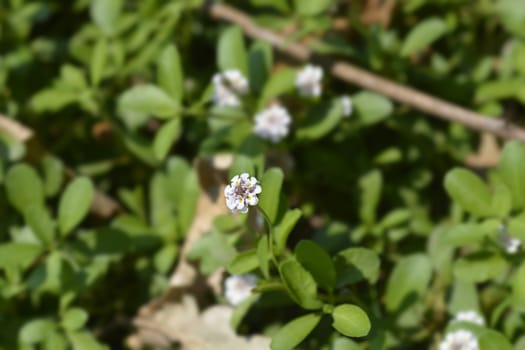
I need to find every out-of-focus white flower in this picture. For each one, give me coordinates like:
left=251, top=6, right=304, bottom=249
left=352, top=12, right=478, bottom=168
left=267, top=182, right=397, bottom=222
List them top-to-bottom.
left=295, top=64, right=323, bottom=97
left=211, top=69, right=249, bottom=106
left=340, top=95, right=353, bottom=117
left=253, top=105, right=291, bottom=143
left=224, top=173, right=262, bottom=214
left=498, top=224, right=521, bottom=254
left=224, top=274, right=258, bottom=306
left=452, top=310, right=484, bottom=326
left=439, top=330, right=478, bottom=350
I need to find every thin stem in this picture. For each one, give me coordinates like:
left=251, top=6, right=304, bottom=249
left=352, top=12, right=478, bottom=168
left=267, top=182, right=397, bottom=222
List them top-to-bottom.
left=257, top=206, right=279, bottom=267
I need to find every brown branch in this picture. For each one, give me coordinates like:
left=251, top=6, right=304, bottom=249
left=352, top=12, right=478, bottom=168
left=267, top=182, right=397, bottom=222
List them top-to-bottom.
left=208, top=3, right=525, bottom=143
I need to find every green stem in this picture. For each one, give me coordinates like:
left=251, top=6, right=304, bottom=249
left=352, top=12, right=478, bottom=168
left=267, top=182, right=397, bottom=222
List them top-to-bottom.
left=257, top=206, right=279, bottom=267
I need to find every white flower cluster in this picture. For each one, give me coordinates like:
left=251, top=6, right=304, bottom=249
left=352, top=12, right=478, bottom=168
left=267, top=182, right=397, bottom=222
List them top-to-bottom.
left=295, top=64, right=323, bottom=97
left=211, top=69, right=249, bottom=107
left=340, top=95, right=353, bottom=117
left=253, top=104, right=292, bottom=143
left=224, top=173, right=262, bottom=214
left=498, top=224, right=521, bottom=254
left=224, top=274, right=259, bottom=306
left=452, top=310, right=484, bottom=326
left=439, top=330, right=478, bottom=350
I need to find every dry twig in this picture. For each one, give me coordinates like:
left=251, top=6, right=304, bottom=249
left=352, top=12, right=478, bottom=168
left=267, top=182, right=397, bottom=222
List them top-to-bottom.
left=207, top=3, right=525, bottom=143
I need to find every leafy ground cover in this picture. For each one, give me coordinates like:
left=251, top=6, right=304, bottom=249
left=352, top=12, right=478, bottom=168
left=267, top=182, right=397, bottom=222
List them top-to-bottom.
left=1, top=0, right=525, bottom=349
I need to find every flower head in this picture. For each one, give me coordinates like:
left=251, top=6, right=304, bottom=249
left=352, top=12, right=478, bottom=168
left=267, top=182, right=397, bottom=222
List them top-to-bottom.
left=295, top=64, right=323, bottom=97
left=211, top=69, right=249, bottom=106
left=340, top=95, right=353, bottom=117
left=253, top=105, right=291, bottom=143
left=224, top=173, right=262, bottom=214
left=498, top=224, right=521, bottom=254
left=224, top=274, right=258, bottom=306
left=452, top=310, right=484, bottom=326
left=439, top=330, right=478, bottom=350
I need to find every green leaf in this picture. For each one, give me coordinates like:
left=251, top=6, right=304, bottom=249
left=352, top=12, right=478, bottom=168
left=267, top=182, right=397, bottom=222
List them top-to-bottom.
left=90, top=0, right=123, bottom=36
left=250, top=0, right=290, bottom=13
left=293, top=0, right=332, bottom=16
left=496, top=0, right=525, bottom=38
left=400, top=17, right=448, bottom=56
left=218, top=26, right=248, bottom=74
left=90, top=38, right=107, bottom=86
left=249, top=41, right=273, bottom=94
left=157, top=44, right=184, bottom=103
left=258, top=68, right=296, bottom=109
left=118, top=84, right=179, bottom=129
left=352, top=91, right=393, bottom=125
left=296, top=100, right=343, bottom=141
left=153, top=118, right=182, bottom=161
left=499, top=141, right=525, bottom=209
left=41, top=155, right=64, bottom=197
left=5, top=163, right=45, bottom=214
left=258, top=168, right=284, bottom=224
left=444, top=168, right=492, bottom=217
left=359, top=169, right=382, bottom=225
left=178, top=170, right=199, bottom=236
left=58, top=177, right=94, bottom=235
left=491, top=180, right=512, bottom=217
left=24, top=205, right=55, bottom=245
left=274, top=209, right=302, bottom=253
left=441, top=223, right=485, bottom=246
left=188, top=230, right=236, bottom=275
left=257, top=236, right=270, bottom=279
left=295, top=240, right=336, bottom=291
left=0, top=243, right=43, bottom=271
left=153, top=243, right=178, bottom=274
left=334, top=247, right=380, bottom=286
left=228, top=249, right=259, bottom=275
left=453, top=252, right=506, bottom=283
left=385, top=254, right=432, bottom=311
left=279, top=259, right=322, bottom=309
left=511, top=262, right=525, bottom=311
left=448, top=280, right=479, bottom=314
left=230, top=294, right=259, bottom=330
left=331, top=304, right=371, bottom=338
left=61, top=308, right=88, bottom=331
left=270, top=313, right=321, bottom=350
left=20, top=319, right=55, bottom=344
left=478, top=329, right=513, bottom=350
left=44, top=331, right=67, bottom=350
left=68, top=331, right=107, bottom=350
